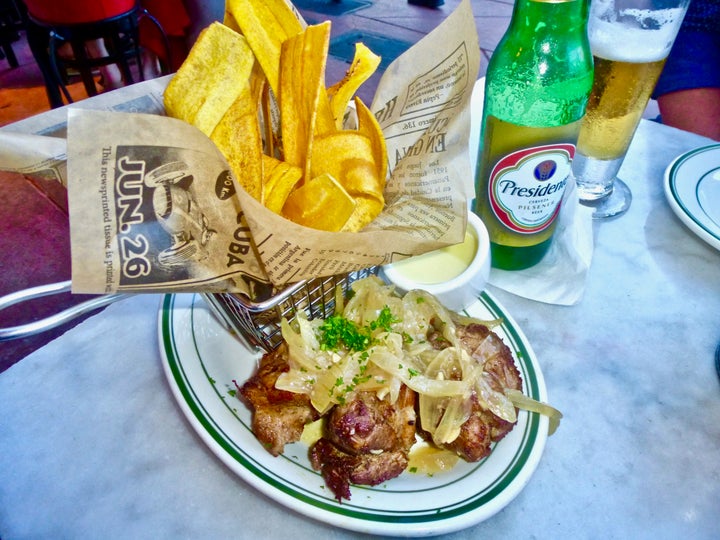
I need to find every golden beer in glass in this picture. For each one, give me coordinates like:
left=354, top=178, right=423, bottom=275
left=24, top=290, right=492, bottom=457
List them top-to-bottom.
left=573, top=0, right=690, bottom=218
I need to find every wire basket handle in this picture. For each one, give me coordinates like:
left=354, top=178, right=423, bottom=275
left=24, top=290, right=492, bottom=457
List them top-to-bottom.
left=0, top=281, right=130, bottom=342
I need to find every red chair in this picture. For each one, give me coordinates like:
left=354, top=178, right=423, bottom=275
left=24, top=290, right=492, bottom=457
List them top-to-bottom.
left=23, top=0, right=169, bottom=107
left=24, top=0, right=137, bottom=24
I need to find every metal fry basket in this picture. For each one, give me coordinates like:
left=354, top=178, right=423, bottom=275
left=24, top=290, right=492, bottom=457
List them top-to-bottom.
left=201, top=267, right=379, bottom=352
left=0, top=268, right=378, bottom=346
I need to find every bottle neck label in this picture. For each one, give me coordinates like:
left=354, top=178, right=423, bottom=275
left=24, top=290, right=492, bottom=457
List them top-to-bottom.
left=487, top=143, right=574, bottom=234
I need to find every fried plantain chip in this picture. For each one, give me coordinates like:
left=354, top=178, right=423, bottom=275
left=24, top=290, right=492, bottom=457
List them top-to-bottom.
left=225, top=0, right=304, bottom=98
left=166, top=9, right=388, bottom=235
left=164, top=22, right=255, bottom=137
left=279, top=22, right=332, bottom=178
left=327, top=43, right=381, bottom=129
left=210, top=80, right=264, bottom=202
left=261, top=82, right=279, bottom=159
left=354, top=96, right=388, bottom=188
left=311, top=131, right=385, bottom=232
left=311, top=132, right=382, bottom=200
left=262, top=154, right=303, bottom=213
left=282, top=173, right=356, bottom=232
left=342, top=195, right=384, bottom=232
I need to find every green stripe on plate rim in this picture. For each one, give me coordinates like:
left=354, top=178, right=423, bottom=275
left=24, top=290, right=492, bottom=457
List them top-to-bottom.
left=667, top=144, right=720, bottom=235
left=162, top=292, right=542, bottom=523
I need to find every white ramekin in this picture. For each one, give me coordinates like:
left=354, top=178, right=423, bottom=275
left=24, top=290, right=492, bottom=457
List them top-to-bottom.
left=379, top=211, right=491, bottom=312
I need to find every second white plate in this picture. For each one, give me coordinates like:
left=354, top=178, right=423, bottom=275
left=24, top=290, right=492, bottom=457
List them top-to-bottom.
left=664, top=144, right=720, bottom=251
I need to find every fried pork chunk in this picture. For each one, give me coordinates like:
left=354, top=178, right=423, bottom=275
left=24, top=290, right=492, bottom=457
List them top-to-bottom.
left=239, top=318, right=522, bottom=501
left=435, top=322, right=523, bottom=462
left=238, top=344, right=320, bottom=456
left=310, top=385, right=417, bottom=501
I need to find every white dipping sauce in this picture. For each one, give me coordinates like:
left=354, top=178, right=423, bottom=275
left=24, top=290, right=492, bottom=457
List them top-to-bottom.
left=390, top=228, right=478, bottom=284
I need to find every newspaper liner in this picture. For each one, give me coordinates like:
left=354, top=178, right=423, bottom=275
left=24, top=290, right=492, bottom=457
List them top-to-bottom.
left=0, top=0, right=480, bottom=297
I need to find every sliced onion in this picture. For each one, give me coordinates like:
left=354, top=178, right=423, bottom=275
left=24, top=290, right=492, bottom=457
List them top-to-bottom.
left=273, top=278, right=562, bottom=440
left=402, top=290, right=459, bottom=348
left=452, top=313, right=504, bottom=329
left=368, top=342, right=469, bottom=397
left=418, top=344, right=474, bottom=444
left=308, top=350, right=365, bottom=413
left=275, top=370, right=315, bottom=394
left=475, top=373, right=517, bottom=423
left=505, top=389, right=563, bottom=435
left=429, top=395, right=471, bottom=444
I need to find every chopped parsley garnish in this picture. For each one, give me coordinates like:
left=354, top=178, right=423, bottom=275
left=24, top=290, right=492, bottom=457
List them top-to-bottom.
left=318, top=305, right=400, bottom=352
left=369, top=306, right=399, bottom=332
left=318, top=315, right=371, bottom=351
left=352, top=374, right=372, bottom=386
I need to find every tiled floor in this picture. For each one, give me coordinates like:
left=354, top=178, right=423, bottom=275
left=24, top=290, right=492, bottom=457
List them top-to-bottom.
left=0, top=1, right=512, bottom=371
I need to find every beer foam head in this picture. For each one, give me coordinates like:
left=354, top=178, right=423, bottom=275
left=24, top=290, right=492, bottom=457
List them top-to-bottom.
left=589, top=1, right=687, bottom=62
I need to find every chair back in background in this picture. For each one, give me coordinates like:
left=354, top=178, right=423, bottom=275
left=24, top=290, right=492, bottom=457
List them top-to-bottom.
left=23, top=0, right=136, bottom=25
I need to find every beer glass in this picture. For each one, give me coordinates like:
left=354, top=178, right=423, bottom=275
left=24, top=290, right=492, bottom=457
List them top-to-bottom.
left=573, top=0, right=690, bottom=218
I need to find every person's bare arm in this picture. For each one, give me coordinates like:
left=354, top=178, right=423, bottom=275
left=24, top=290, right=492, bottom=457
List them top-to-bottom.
left=657, top=87, right=720, bottom=141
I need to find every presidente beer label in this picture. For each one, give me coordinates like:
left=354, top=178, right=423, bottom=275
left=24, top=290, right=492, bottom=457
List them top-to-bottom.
left=487, top=143, right=574, bottom=234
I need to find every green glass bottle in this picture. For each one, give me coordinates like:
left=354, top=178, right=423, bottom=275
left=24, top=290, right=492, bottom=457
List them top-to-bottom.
left=473, top=0, right=593, bottom=270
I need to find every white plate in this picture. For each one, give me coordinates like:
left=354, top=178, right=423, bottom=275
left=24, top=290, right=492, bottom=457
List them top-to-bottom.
left=664, top=144, right=720, bottom=251
left=159, top=292, right=549, bottom=536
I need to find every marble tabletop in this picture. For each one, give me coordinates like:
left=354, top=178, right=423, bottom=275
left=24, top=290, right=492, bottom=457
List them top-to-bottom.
left=2, top=109, right=720, bottom=537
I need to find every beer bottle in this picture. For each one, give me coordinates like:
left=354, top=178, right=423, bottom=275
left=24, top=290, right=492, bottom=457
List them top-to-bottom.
left=473, top=0, right=593, bottom=270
